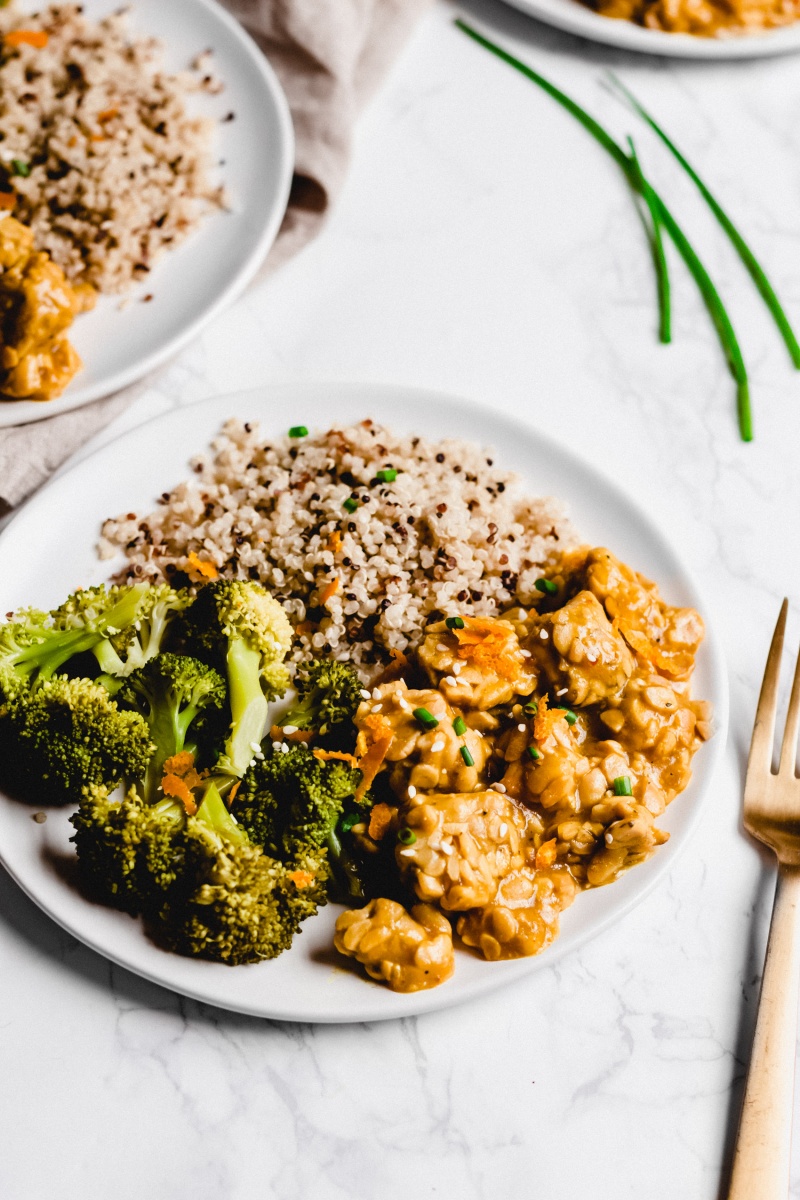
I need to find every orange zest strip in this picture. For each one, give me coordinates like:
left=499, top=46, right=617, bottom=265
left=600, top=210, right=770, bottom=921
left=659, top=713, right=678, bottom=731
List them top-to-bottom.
left=4, top=30, right=49, bottom=48
left=97, top=107, right=119, bottom=122
left=0, top=193, right=16, bottom=210
left=327, top=530, right=342, bottom=553
left=185, top=550, right=219, bottom=581
left=320, top=577, right=340, bottom=606
left=454, top=617, right=520, bottom=680
left=372, top=646, right=409, bottom=687
left=532, top=694, right=569, bottom=744
left=354, top=717, right=394, bottom=803
left=270, top=723, right=314, bottom=744
left=312, top=748, right=358, bottom=767
left=163, top=751, right=194, bottom=776
left=162, top=773, right=197, bottom=815
left=227, top=781, right=241, bottom=807
left=368, top=802, right=394, bottom=841
left=535, top=838, right=558, bottom=870
left=289, top=870, right=314, bottom=889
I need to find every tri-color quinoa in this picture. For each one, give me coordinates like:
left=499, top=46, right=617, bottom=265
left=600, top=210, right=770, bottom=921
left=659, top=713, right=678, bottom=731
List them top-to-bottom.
left=99, top=419, right=577, bottom=680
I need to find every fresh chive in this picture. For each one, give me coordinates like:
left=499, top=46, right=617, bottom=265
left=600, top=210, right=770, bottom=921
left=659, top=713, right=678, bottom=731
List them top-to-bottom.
left=454, top=18, right=752, bottom=442
left=610, top=73, right=800, bottom=370
left=627, top=136, right=671, bottom=345
left=10, top=159, right=30, bottom=177
left=288, top=425, right=308, bottom=438
left=376, top=468, right=398, bottom=483
left=343, top=497, right=358, bottom=513
left=534, top=578, right=558, bottom=595
left=445, top=616, right=465, bottom=630
left=523, top=700, right=538, bottom=716
left=413, top=706, right=439, bottom=730
left=561, top=709, right=577, bottom=726
left=452, top=715, right=467, bottom=736
left=460, top=745, right=475, bottom=767
left=527, top=745, right=542, bottom=760
left=613, top=775, right=633, bottom=796
left=339, top=813, right=360, bottom=835
left=397, top=827, right=417, bottom=845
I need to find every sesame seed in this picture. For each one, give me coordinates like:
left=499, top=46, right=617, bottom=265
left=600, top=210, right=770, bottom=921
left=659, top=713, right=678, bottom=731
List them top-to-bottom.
left=540, top=630, right=549, bottom=640
left=436, top=643, right=448, bottom=653
left=520, top=649, right=532, bottom=658
left=452, top=662, right=463, bottom=675
left=444, top=675, right=457, bottom=686
left=556, top=687, right=568, bottom=696
left=372, top=688, right=382, bottom=699
left=360, top=689, right=371, bottom=700
left=372, top=704, right=383, bottom=713
left=517, top=723, right=526, bottom=732
left=282, top=725, right=298, bottom=735
left=431, top=739, right=445, bottom=753
left=250, top=741, right=261, bottom=752
left=281, top=743, right=290, bottom=754
left=494, top=782, right=506, bottom=793
left=407, top=785, right=417, bottom=799
left=499, top=822, right=508, bottom=837
left=399, top=847, right=417, bottom=858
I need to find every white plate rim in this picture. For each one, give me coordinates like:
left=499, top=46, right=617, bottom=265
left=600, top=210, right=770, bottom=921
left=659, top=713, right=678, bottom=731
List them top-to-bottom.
left=0, top=0, right=295, bottom=429
left=499, top=0, right=800, bottom=57
left=0, top=382, right=730, bottom=1022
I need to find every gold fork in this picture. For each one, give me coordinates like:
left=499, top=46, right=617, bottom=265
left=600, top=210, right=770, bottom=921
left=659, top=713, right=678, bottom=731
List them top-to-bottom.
left=728, top=599, right=800, bottom=1199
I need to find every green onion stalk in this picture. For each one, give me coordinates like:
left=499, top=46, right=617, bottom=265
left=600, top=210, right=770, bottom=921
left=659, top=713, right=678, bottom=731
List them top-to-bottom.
left=454, top=18, right=753, bottom=442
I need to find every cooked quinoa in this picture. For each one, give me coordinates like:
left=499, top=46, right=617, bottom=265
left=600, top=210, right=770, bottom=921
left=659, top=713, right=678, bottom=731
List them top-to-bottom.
left=0, top=2, right=225, bottom=293
left=99, top=420, right=578, bottom=679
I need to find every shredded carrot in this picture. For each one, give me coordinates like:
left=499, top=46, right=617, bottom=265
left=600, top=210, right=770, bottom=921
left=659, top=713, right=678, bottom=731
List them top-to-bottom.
left=4, top=29, right=49, bottom=48
left=0, top=193, right=16, bottom=210
left=328, top=530, right=342, bottom=553
left=185, top=551, right=219, bottom=582
left=320, top=577, right=340, bottom=606
left=454, top=617, right=520, bottom=680
left=372, top=647, right=409, bottom=686
left=354, top=714, right=394, bottom=802
left=269, top=723, right=314, bottom=744
left=312, top=748, right=358, bottom=767
left=162, top=773, right=197, bottom=815
left=228, top=781, right=241, bottom=806
left=368, top=802, right=394, bottom=842
left=535, top=838, right=558, bottom=869
left=289, top=870, right=314, bottom=889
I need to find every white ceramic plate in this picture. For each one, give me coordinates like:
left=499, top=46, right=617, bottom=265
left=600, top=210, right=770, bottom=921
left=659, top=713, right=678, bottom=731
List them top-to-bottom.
left=0, top=0, right=293, bottom=429
left=502, top=0, right=800, bottom=57
left=0, top=383, right=728, bottom=1022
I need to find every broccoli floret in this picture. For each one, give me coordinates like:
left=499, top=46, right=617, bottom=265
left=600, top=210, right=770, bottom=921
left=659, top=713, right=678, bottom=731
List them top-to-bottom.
left=180, top=581, right=293, bottom=781
left=0, top=583, right=154, bottom=685
left=52, top=583, right=190, bottom=684
left=116, top=653, right=226, bottom=803
left=281, top=658, right=362, bottom=749
left=0, top=676, right=154, bottom=805
left=235, top=742, right=367, bottom=901
left=71, top=780, right=320, bottom=963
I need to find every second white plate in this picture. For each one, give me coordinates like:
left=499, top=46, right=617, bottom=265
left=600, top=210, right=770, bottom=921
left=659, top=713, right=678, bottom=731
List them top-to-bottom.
left=0, top=0, right=294, bottom=428
left=502, top=0, right=800, bottom=57
left=0, top=383, right=728, bottom=1021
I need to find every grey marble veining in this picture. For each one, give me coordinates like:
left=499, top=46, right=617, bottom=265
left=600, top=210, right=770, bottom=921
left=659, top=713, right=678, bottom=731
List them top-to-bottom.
left=2, top=2, right=800, bottom=1196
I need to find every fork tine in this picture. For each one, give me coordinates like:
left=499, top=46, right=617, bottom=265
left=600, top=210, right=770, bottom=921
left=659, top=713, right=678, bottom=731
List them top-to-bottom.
left=747, top=599, right=788, bottom=776
left=778, top=632, right=800, bottom=777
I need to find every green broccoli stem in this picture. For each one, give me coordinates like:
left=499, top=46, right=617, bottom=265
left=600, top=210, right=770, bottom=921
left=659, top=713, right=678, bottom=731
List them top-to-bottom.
left=12, top=586, right=147, bottom=681
left=219, top=638, right=269, bottom=778
left=196, top=782, right=248, bottom=846
left=325, top=826, right=366, bottom=902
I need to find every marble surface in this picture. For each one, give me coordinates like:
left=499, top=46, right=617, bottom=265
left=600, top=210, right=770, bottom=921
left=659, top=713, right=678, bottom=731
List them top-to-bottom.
left=2, top=0, right=800, bottom=1195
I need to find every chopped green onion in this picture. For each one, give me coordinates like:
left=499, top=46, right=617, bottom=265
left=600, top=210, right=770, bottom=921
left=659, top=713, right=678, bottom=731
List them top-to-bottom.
left=454, top=19, right=752, bottom=443
left=610, top=73, right=800, bottom=370
left=10, top=159, right=30, bottom=177
left=288, top=425, right=308, bottom=438
left=376, top=468, right=398, bottom=483
left=343, top=497, right=359, bottom=513
left=534, top=578, right=558, bottom=595
left=445, top=616, right=465, bottom=630
left=523, top=701, right=538, bottom=716
left=413, top=707, right=439, bottom=730
left=561, top=709, right=577, bottom=726
left=452, top=715, right=467, bottom=736
left=527, top=745, right=542, bottom=760
left=460, top=746, right=475, bottom=767
left=613, top=775, right=633, bottom=796
left=339, top=813, right=360, bottom=835
left=397, top=827, right=417, bottom=845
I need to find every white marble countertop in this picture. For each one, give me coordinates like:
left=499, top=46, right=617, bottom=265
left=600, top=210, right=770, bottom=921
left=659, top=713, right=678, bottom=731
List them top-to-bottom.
left=2, top=1, right=800, bottom=1196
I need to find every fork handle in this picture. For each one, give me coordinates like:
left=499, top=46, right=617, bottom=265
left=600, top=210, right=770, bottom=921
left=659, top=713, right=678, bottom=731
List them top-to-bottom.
left=727, top=865, right=800, bottom=1200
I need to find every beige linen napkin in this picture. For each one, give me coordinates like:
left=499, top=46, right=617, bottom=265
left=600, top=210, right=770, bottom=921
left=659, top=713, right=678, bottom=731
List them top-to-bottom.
left=0, top=0, right=431, bottom=516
